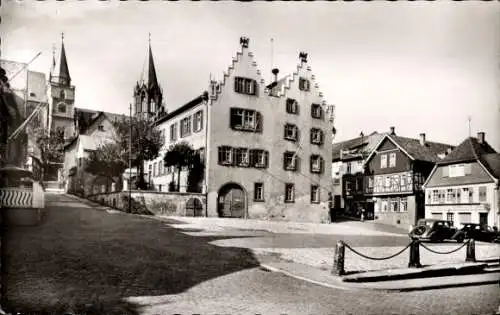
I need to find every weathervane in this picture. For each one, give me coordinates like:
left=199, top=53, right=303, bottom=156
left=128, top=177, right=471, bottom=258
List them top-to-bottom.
left=240, top=36, right=249, bottom=48
left=299, top=52, right=308, bottom=63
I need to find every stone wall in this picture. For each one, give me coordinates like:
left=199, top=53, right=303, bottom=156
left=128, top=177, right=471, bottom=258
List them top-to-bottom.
left=87, top=190, right=206, bottom=217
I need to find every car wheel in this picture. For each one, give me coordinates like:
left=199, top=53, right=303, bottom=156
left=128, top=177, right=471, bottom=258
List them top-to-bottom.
left=455, top=235, right=464, bottom=243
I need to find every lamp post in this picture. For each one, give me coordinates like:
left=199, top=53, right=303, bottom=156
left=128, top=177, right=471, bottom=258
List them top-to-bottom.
left=128, top=103, right=132, bottom=213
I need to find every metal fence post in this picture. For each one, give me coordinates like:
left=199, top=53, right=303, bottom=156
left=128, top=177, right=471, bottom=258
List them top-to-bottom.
left=466, top=239, right=476, bottom=262
left=408, top=240, right=422, bottom=268
left=332, top=241, right=345, bottom=276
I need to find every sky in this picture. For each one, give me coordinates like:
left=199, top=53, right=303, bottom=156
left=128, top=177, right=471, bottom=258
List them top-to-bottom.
left=2, top=1, right=499, bottom=151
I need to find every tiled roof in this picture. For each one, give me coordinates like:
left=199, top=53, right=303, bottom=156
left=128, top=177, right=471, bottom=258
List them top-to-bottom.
left=332, top=132, right=386, bottom=161
left=389, top=135, right=454, bottom=163
left=438, top=137, right=496, bottom=164
left=480, top=153, right=500, bottom=179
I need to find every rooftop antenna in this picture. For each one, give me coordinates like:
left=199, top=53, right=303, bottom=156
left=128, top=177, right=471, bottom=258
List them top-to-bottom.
left=270, top=38, right=274, bottom=83
left=467, top=116, right=471, bottom=138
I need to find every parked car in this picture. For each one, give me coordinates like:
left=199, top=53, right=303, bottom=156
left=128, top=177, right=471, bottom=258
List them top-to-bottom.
left=409, top=219, right=464, bottom=243
left=452, top=223, right=500, bottom=243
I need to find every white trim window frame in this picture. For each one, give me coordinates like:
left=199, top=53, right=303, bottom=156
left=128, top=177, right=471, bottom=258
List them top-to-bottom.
left=286, top=98, right=299, bottom=114
left=311, top=103, right=322, bottom=119
left=193, top=110, right=203, bottom=132
left=170, top=122, right=178, bottom=141
left=284, top=124, right=298, bottom=142
left=311, top=128, right=324, bottom=145
left=218, top=146, right=233, bottom=165
left=236, top=148, right=250, bottom=167
left=284, top=152, right=297, bottom=171
left=389, top=152, right=396, bottom=167
left=380, top=154, right=387, bottom=169
left=310, top=155, right=323, bottom=174
left=285, top=183, right=295, bottom=203
left=311, top=185, right=320, bottom=204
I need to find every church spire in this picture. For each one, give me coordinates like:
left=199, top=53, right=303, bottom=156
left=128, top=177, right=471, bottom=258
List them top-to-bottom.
left=52, top=33, right=71, bottom=86
left=147, top=33, right=159, bottom=91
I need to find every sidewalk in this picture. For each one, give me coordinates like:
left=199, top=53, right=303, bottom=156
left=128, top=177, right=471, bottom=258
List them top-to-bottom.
left=260, top=260, right=500, bottom=292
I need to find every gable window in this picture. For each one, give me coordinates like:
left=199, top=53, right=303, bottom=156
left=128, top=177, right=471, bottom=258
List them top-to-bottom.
left=234, top=77, right=257, bottom=95
left=299, top=77, right=310, bottom=91
left=286, top=98, right=299, bottom=114
left=58, top=103, right=66, bottom=113
left=311, top=103, right=323, bottom=119
left=230, top=108, right=262, bottom=132
left=193, top=110, right=204, bottom=132
left=180, top=117, right=192, bottom=138
left=170, top=123, right=178, bottom=141
left=284, top=124, right=299, bottom=142
left=98, top=125, right=104, bottom=132
left=310, top=128, right=324, bottom=145
left=218, top=146, right=233, bottom=165
left=235, top=148, right=250, bottom=167
left=250, top=149, right=269, bottom=168
left=283, top=151, right=298, bottom=171
left=389, top=153, right=396, bottom=167
left=380, top=154, right=387, bottom=168
left=310, top=155, right=324, bottom=174
left=254, top=183, right=264, bottom=201
left=285, top=183, right=295, bottom=203
left=311, top=185, right=320, bottom=204
left=479, top=186, right=487, bottom=202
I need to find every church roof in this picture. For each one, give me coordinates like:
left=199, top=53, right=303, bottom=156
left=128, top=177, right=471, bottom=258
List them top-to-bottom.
left=51, top=34, right=71, bottom=85
left=148, top=43, right=159, bottom=91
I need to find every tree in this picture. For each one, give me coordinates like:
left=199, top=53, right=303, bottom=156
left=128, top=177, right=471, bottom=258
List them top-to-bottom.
left=112, top=115, right=162, bottom=190
left=29, top=126, right=65, bottom=180
left=163, top=141, right=194, bottom=192
left=85, top=142, right=128, bottom=192
left=186, top=151, right=205, bottom=193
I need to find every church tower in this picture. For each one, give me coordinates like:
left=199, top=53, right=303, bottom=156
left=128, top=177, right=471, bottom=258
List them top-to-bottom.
left=48, top=33, right=76, bottom=141
left=133, top=36, right=164, bottom=120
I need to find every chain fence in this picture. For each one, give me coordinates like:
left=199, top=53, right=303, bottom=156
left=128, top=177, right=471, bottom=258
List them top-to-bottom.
left=419, top=239, right=471, bottom=255
left=343, top=241, right=413, bottom=261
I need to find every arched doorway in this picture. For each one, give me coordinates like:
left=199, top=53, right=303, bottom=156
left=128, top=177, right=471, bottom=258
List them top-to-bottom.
left=217, top=183, right=246, bottom=218
left=185, top=198, right=204, bottom=217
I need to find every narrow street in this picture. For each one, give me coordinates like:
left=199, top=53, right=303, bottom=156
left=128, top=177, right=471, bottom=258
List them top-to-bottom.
left=3, top=193, right=499, bottom=315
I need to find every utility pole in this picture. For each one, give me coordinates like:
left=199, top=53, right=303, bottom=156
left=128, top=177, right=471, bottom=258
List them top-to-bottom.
left=129, top=103, right=132, bottom=212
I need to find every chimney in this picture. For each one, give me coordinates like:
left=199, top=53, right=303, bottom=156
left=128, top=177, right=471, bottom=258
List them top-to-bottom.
left=272, top=68, right=279, bottom=83
left=390, top=126, right=395, bottom=135
left=477, top=132, right=485, bottom=144
left=419, top=133, right=426, bottom=146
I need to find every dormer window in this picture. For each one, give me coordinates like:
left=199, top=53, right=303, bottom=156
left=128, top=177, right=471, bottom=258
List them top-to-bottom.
left=234, top=77, right=257, bottom=95
left=299, top=77, right=310, bottom=91
left=286, top=98, right=299, bottom=114
left=311, top=103, right=323, bottom=119
left=284, top=124, right=299, bottom=142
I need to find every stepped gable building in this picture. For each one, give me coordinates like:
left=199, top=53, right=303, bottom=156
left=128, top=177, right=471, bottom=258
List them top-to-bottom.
left=147, top=37, right=335, bottom=223
left=363, top=127, right=454, bottom=229
left=423, top=132, right=499, bottom=228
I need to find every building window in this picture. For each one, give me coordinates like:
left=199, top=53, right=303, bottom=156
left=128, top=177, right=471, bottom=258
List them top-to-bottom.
left=234, top=77, right=257, bottom=95
left=299, top=77, right=310, bottom=91
left=59, top=90, right=65, bottom=100
left=286, top=98, right=299, bottom=114
left=58, top=103, right=66, bottom=113
left=311, top=103, right=323, bottom=119
left=230, top=108, right=262, bottom=132
left=193, top=110, right=203, bottom=132
left=180, top=117, right=192, bottom=138
left=170, top=123, right=178, bottom=141
left=284, top=124, right=299, bottom=142
left=98, top=125, right=104, bottom=131
left=310, top=128, right=324, bottom=145
left=218, top=146, right=233, bottom=165
left=235, top=148, right=250, bottom=167
left=250, top=149, right=269, bottom=168
left=284, top=151, right=298, bottom=171
left=389, top=153, right=396, bottom=167
left=380, top=154, right=387, bottom=168
left=310, top=155, right=324, bottom=174
left=158, top=161, right=163, bottom=176
left=153, top=162, right=157, bottom=177
left=368, top=177, right=374, bottom=188
left=254, top=183, right=264, bottom=201
left=285, top=183, right=295, bottom=203
left=311, top=185, right=320, bottom=203
left=479, top=186, right=487, bottom=202
left=462, top=187, right=473, bottom=203
left=446, top=188, right=454, bottom=203
left=432, top=190, right=439, bottom=203
left=390, top=198, right=399, bottom=212
left=400, top=198, right=408, bottom=212
left=381, top=200, right=389, bottom=212
left=446, top=212, right=454, bottom=223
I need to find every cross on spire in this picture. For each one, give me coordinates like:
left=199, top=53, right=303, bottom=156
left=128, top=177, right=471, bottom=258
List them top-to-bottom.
left=61, top=32, right=64, bottom=42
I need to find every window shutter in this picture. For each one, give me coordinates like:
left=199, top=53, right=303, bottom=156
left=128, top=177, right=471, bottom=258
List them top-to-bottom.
left=253, top=80, right=258, bottom=96
left=310, top=105, right=314, bottom=118
left=230, top=108, right=236, bottom=128
left=256, top=112, right=263, bottom=132
left=284, top=125, right=288, bottom=139
left=296, top=127, right=300, bottom=142
left=310, top=130, right=314, bottom=144
left=320, top=130, right=324, bottom=145
left=217, top=147, right=222, bottom=165
left=231, top=148, right=237, bottom=166
left=249, top=149, right=255, bottom=166
left=265, top=151, right=269, bottom=168
left=283, top=153, right=287, bottom=170
left=296, top=156, right=301, bottom=172
left=310, top=156, right=314, bottom=173
left=320, top=157, right=325, bottom=174
left=442, top=166, right=449, bottom=177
